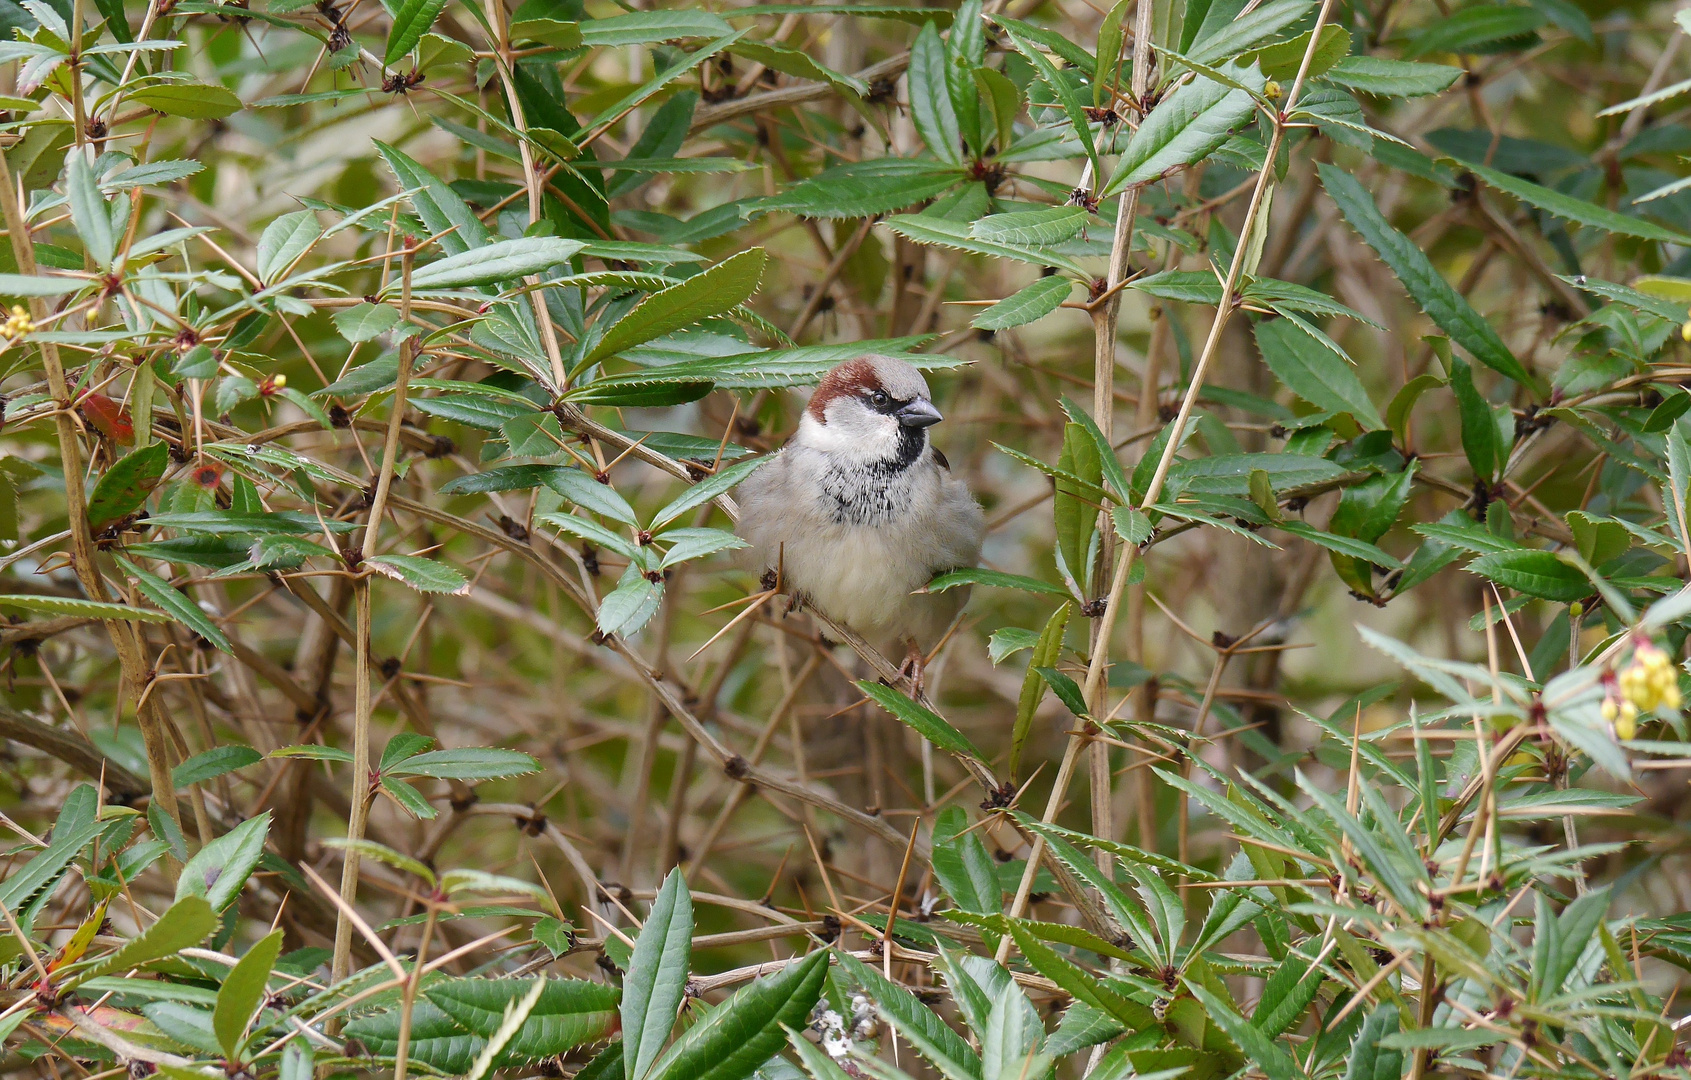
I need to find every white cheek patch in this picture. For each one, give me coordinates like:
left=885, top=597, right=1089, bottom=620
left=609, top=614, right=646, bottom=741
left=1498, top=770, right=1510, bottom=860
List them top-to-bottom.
left=808, top=406, right=902, bottom=462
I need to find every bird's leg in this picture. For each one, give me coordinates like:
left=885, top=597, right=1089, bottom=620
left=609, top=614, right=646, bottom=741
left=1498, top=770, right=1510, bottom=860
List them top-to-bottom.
left=898, top=639, right=926, bottom=697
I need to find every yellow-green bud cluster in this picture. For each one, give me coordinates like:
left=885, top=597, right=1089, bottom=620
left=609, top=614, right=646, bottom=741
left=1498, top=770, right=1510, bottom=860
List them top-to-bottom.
left=0, top=305, right=35, bottom=341
left=1603, top=638, right=1682, bottom=740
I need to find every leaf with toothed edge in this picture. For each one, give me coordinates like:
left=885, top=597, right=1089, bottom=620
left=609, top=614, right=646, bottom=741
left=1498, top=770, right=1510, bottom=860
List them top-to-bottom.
left=385, top=0, right=450, bottom=64
left=907, top=21, right=962, bottom=164
left=997, top=21, right=1099, bottom=176
left=1105, top=62, right=1264, bottom=195
left=753, top=160, right=967, bottom=219
left=1465, top=161, right=1691, bottom=245
left=1320, top=164, right=1533, bottom=386
left=971, top=206, right=1090, bottom=246
left=885, top=214, right=1090, bottom=274
left=403, top=236, right=589, bottom=291
left=588, top=249, right=767, bottom=363
left=972, top=277, right=1073, bottom=330
left=650, top=454, right=770, bottom=530
left=541, top=467, right=640, bottom=527
left=538, top=511, right=642, bottom=561
left=364, top=554, right=472, bottom=595
left=113, top=555, right=232, bottom=652
left=597, top=563, right=665, bottom=638
left=925, top=567, right=1069, bottom=596
left=0, top=594, right=172, bottom=622
left=1013, top=604, right=1071, bottom=780
left=1034, top=666, right=1090, bottom=718
left=857, top=681, right=985, bottom=760
left=172, top=746, right=262, bottom=788
left=387, top=748, right=541, bottom=781
left=176, top=813, right=270, bottom=912
left=622, top=868, right=693, bottom=1080
left=71, top=895, right=217, bottom=984
left=213, top=929, right=283, bottom=1061
left=644, top=950, right=829, bottom=1080
left=834, top=950, right=980, bottom=1079
left=343, top=977, right=619, bottom=1073
left=1184, top=981, right=1305, bottom=1080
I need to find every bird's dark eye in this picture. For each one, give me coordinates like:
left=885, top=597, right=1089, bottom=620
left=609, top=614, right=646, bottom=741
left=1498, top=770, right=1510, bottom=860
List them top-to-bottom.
left=870, top=390, right=889, bottom=408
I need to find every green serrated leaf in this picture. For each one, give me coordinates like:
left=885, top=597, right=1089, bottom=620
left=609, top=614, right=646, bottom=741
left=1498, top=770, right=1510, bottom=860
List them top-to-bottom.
left=385, top=0, right=449, bottom=64
left=1404, top=4, right=1544, bottom=58
left=581, top=10, right=731, bottom=46
left=909, top=21, right=962, bottom=163
left=998, top=22, right=1099, bottom=176
left=1257, top=24, right=1350, bottom=80
left=1324, top=56, right=1462, bottom=97
left=1107, top=62, right=1263, bottom=194
left=131, top=82, right=243, bottom=119
left=66, top=154, right=115, bottom=270
left=756, top=159, right=966, bottom=219
left=1467, top=161, right=1691, bottom=245
left=1320, top=164, right=1533, bottom=386
left=972, top=206, right=1090, bottom=246
left=255, top=210, right=322, bottom=284
left=884, top=213, right=1089, bottom=274
left=405, top=236, right=588, bottom=291
left=589, top=248, right=766, bottom=363
left=333, top=302, right=402, bottom=343
left=1255, top=318, right=1383, bottom=429
left=1448, top=357, right=1499, bottom=481
left=1055, top=422, right=1104, bottom=591
left=86, top=441, right=168, bottom=530
left=650, top=454, right=768, bottom=530
left=146, top=511, right=358, bottom=535
left=1277, top=520, right=1401, bottom=568
left=1467, top=548, right=1590, bottom=602
left=365, top=554, right=471, bottom=595
left=114, top=556, right=232, bottom=652
left=926, top=566, right=1068, bottom=596
left=1013, top=603, right=1071, bottom=780
left=1034, top=665, right=1090, bottom=718
left=858, top=681, right=984, bottom=759
left=172, top=745, right=262, bottom=788
left=387, top=747, right=541, bottom=781
left=0, top=786, right=103, bottom=913
left=931, top=806, right=1002, bottom=919
left=177, top=813, right=270, bottom=911
left=624, top=868, right=692, bottom=1080
left=75, top=896, right=216, bottom=984
left=213, top=929, right=282, bottom=1061
left=646, top=951, right=828, bottom=1080
left=346, top=977, right=618, bottom=1073
left=1185, top=981, right=1304, bottom=1080
left=1343, top=1006, right=1403, bottom=1080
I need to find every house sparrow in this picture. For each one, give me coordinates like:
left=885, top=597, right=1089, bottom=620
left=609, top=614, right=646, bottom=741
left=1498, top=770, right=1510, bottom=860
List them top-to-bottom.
left=737, top=356, right=984, bottom=681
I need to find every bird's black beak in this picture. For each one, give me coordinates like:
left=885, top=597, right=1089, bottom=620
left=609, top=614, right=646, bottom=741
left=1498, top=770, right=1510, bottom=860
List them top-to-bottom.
left=896, top=398, right=943, bottom=428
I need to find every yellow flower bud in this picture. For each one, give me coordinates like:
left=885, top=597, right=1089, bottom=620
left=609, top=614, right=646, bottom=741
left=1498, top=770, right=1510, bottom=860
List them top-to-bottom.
left=0, top=305, right=29, bottom=341
left=271, top=373, right=286, bottom=389
left=1615, top=703, right=1638, bottom=741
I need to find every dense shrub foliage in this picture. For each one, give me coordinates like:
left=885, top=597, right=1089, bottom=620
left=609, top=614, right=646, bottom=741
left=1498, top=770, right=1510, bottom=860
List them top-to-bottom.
left=4, top=0, right=1691, bottom=1078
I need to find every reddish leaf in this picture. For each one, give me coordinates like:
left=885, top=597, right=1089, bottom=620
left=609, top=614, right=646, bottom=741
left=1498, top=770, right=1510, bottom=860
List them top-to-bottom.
left=79, top=393, right=134, bottom=445
left=191, top=461, right=225, bottom=490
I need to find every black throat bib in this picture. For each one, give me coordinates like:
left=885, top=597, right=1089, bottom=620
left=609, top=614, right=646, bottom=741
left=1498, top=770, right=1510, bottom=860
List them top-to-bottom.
left=817, top=430, right=927, bottom=525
